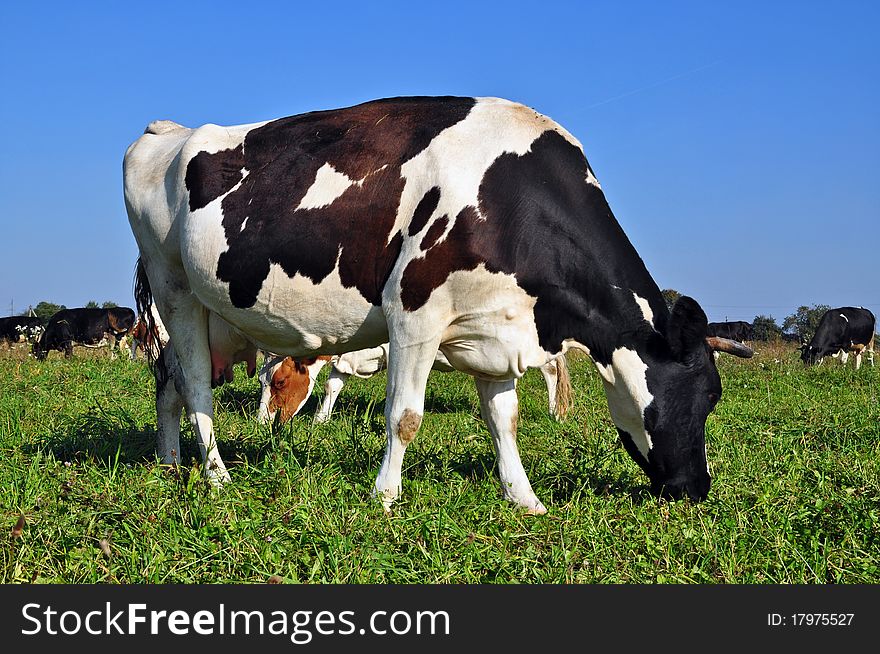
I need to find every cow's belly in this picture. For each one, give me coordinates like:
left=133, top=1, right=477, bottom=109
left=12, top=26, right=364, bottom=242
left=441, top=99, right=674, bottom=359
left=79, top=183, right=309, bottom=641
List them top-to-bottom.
left=180, top=208, right=388, bottom=358
left=433, top=269, right=550, bottom=380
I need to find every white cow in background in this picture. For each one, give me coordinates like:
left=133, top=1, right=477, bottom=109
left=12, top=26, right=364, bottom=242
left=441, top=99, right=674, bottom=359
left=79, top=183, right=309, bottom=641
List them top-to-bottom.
left=257, top=347, right=571, bottom=425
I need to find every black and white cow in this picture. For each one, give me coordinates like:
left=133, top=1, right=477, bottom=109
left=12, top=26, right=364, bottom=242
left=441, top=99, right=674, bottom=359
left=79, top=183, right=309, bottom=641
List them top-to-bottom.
left=124, top=96, right=752, bottom=510
left=33, top=307, right=136, bottom=360
left=800, top=307, right=876, bottom=369
left=0, top=316, right=44, bottom=345
left=707, top=321, right=753, bottom=343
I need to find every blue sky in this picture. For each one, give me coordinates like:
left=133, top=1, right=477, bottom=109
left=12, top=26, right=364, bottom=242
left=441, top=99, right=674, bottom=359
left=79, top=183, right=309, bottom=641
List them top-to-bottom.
left=1, top=1, right=877, bottom=324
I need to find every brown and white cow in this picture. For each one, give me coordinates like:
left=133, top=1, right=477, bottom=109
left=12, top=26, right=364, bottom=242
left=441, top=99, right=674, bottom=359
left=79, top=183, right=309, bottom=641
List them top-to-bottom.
left=125, top=96, right=751, bottom=512
left=128, top=303, right=170, bottom=360
left=257, top=347, right=571, bottom=425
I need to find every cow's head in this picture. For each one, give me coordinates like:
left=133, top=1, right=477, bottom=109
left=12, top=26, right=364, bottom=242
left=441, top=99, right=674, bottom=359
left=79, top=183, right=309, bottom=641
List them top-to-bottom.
left=600, top=296, right=752, bottom=502
left=108, top=307, right=136, bottom=336
left=31, top=334, right=47, bottom=360
left=799, top=340, right=828, bottom=365
left=799, top=343, right=812, bottom=365
left=258, top=356, right=330, bottom=424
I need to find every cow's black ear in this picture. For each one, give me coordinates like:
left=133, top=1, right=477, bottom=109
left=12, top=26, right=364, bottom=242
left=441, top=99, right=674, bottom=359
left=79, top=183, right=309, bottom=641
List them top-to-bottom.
left=667, top=296, right=708, bottom=362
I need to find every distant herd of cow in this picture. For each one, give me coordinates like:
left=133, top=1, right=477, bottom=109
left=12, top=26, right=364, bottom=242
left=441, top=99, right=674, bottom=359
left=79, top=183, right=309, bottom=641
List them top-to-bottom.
left=4, top=96, right=878, bottom=509
left=4, top=308, right=874, bottom=369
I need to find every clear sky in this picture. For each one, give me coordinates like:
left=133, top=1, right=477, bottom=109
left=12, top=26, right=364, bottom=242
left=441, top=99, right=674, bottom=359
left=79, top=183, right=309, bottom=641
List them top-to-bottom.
left=1, top=1, right=877, bottom=325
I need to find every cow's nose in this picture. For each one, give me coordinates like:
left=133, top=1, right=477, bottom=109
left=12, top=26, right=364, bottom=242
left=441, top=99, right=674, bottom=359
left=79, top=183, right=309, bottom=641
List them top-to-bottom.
left=651, top=476, right=710, bottom=502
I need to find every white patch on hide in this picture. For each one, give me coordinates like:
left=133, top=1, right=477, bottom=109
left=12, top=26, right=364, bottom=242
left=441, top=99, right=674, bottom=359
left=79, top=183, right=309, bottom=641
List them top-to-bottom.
left=391, top=97, right=585, bottom=243
left=296, top=163, right=363, bottom=210
left=632, top=292, right=655, bottom=329
left=602, top=347, right=654, bottom=459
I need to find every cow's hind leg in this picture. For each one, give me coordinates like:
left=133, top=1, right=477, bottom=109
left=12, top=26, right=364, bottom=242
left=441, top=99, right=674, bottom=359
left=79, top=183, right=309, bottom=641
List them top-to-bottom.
left=159, top=302, right=230, bottom=485
left=373, top=339, right=439, bottom=513
left=155, top=348, right=183, bottom=466
left=539, top=355, right=571, bottom=420
left=540, top=359, right=558, bottom=417
left=475, top=378, right=546, bottom=515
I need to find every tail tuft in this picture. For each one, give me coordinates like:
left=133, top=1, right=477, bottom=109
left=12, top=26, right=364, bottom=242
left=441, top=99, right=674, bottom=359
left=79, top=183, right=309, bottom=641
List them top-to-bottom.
left=133, top=257, right=168, bottom=383
left=553, top=354, right=572, bottom=420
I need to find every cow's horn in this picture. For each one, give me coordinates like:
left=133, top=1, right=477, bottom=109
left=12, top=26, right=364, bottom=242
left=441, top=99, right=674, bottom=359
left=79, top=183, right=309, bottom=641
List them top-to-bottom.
left=706, top=336, right=754, bottom=358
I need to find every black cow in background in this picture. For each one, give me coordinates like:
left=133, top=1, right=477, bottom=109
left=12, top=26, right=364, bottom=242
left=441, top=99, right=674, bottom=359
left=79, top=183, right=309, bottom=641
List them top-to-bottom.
left=32, top=307, right=136, bottom=360
left=800, top=307, right=876, bottom=370
left=0, top=316, right=44, bottom=345
left=707, top=320, right=754, bottom=343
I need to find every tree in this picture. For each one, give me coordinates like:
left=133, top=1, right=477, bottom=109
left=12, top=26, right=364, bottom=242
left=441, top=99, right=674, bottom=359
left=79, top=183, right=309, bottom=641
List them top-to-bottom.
left=661, top=288, right=682, bottom=311
left=85, top=300, right=99, bottom=308
left=32, top=301, right=66, bottom=324
left=101, top=301, right=118, bottom=308
left=783, top=304, right=830, bottom=342
left=751, top=315, right=782, bottom=341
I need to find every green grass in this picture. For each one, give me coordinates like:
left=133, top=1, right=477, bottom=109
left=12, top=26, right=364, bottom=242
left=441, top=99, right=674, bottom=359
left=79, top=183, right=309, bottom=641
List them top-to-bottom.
left=1, top=341, right=878, bottom=583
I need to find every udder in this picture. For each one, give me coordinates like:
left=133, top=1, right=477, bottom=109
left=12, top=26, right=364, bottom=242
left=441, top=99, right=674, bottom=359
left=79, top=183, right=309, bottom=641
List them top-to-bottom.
left=208, top=312, right=258, bottom=387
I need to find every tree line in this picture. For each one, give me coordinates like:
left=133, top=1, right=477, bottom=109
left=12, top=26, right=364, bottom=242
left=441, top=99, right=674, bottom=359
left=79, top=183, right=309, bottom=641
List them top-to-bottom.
left=17, top=294, right=861, bottom=344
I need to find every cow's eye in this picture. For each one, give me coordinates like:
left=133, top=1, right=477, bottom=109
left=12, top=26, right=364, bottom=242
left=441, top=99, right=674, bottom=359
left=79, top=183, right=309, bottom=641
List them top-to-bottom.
left=274, top=379, right=287, bottom=388
left=708, top=393, right=719, bottom=406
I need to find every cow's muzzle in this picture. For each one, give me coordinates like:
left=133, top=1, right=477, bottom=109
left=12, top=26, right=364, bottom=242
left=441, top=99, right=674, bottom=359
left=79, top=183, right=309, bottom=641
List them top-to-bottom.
left=651, top=474, right=710, bottom=502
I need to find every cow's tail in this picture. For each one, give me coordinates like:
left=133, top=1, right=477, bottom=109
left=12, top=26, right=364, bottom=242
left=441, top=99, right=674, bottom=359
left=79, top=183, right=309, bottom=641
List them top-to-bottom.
left=134, top=256, right=168, bottom=384
left=553, top=354, right=572, bottom=420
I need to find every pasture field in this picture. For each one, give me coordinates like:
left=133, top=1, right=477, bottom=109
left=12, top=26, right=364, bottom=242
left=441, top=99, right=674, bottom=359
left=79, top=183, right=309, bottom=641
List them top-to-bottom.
left=1, top=341, right=878, bottom=584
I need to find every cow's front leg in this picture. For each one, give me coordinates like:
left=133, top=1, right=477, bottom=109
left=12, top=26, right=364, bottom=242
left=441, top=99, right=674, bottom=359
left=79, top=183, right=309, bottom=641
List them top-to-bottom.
left=372, top=339, right=438, bottom=513
left=314, top=368, right=349, bottom=423
left=475, top=378, right=546, bottom=515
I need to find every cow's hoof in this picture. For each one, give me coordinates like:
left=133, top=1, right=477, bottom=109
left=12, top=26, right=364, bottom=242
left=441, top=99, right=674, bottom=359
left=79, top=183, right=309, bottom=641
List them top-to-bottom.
left=205, top=468, right=231, bottom=488
left=371, top=486, right=397, bottom=514
left=524, top=503, right=548, bottom=516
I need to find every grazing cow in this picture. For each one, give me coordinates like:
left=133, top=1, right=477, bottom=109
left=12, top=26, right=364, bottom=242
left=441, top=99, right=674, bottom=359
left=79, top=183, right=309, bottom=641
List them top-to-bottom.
left=124, top=96, right=753, bottom=511
left=128, top=303, right=170, bottom=360
left=32, top=307, right=136, bottom=360
left=800, top=307, right=876, bottom=369
left=0, top=316, right=43, bottom=345
left=706, top=321, right=754, bottom=343
left=257, top=348, right=571, bottom=424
